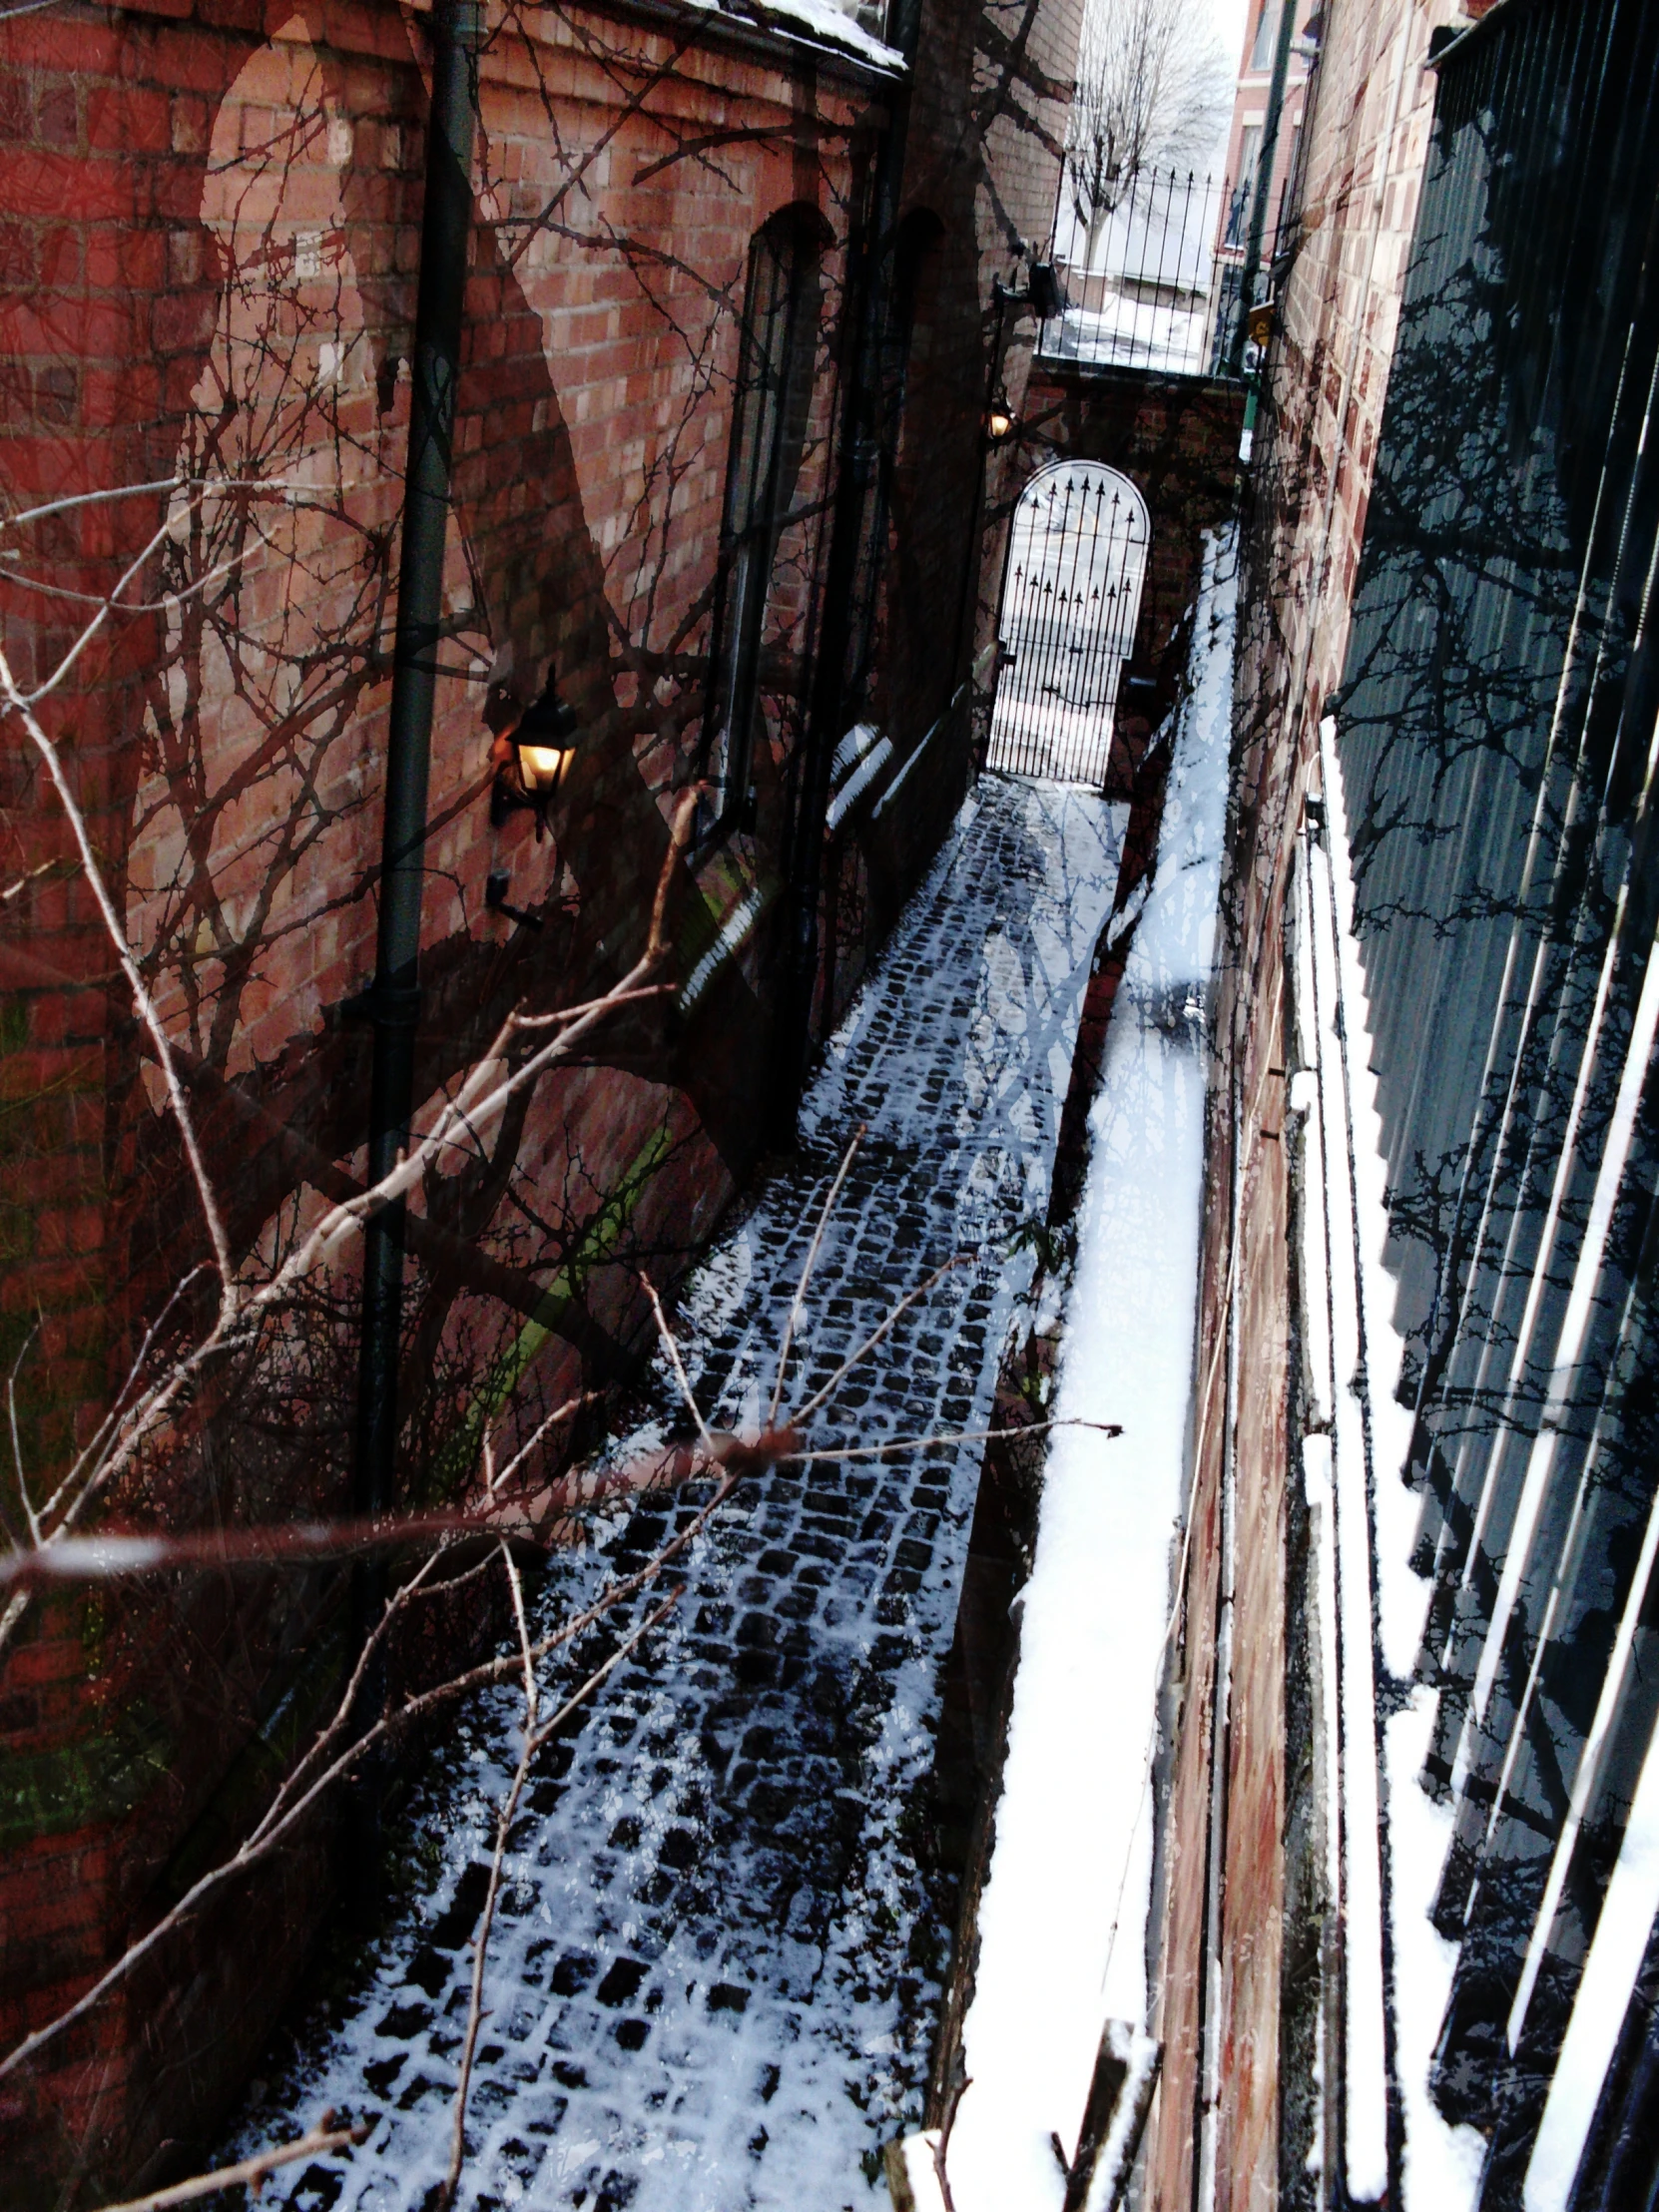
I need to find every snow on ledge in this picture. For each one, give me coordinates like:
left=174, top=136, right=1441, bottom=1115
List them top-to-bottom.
left=677, top=0, right=904, bottom=70
left=762, top=0, right=902, bottom=66
left=933, top=535, right=1236, bottom=2212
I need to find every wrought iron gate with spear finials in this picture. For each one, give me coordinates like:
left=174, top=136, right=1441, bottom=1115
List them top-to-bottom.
left=986, top=462, right=1150, bottom=787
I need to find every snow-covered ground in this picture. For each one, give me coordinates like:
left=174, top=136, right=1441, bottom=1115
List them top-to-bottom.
left=1041, top=298, right=1213, bottom=379
left=911, top=536, right=1236, bottom=2211
left=888, top=545, right=1484, bottom=2212
left=231, top=782, right=1125, bottom=2212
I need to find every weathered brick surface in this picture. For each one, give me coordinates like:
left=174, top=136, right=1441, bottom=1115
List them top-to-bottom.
left=0, top=0, right=1082, bottom=2188
left=1141, top=7, right=1478, bottom=2209
left=226, top=779, right=1120, bottom=2212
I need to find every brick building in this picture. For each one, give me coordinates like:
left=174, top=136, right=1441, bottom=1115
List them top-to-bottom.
left=0, top=0, right=1085, bottom=2193
left=17, top=0, right=1659, bottom=2206
left=1140, top=0, right=1659, bottom=2208
left=1211, top=0, right=1319, bottom=337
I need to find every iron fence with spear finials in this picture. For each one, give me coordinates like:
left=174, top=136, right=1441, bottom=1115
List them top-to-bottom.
left=1040, top=162, right=1297, bottom=378
left=986, top=465, right=1150, bottom=788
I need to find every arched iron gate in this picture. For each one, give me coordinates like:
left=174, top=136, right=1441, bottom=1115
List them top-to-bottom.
left=986, top=464, right=1150, bottom=786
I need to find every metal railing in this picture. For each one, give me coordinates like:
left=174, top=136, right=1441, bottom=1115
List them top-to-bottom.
left=1040, top=163, right=1299, bottom=379
left=986, top=466, right=1149, bottom=787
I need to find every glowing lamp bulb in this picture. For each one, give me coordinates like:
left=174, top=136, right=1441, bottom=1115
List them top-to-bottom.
left=516, top=743, right=568, bottom=789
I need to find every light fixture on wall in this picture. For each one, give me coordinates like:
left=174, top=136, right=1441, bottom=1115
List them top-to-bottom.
left=982, top=247, right=1064, bottom=450
left=991, top=252, right=1067, bottom=322
left=1025, top=260, right=1064, bottom=321
left=484, top=669, right=583, bottom=923
left=487, top=674, right=582, bottom=836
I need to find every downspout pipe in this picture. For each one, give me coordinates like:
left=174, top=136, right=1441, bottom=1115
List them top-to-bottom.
left=354, top=0, right=482, bottom=1534
left=1229, top=0, right=1298, bottom=374
left=771, top=14, right=916, bottom=1142
left=1194, top=1055, right=1243, bottom=2212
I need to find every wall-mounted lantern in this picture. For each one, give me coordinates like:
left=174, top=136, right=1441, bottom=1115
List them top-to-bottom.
left=982, top=251, right=1064, bottom=449
left=992, top=256, right=1066, bottom=322
left=1026, top=260, right=1065, bottom=321
left=483, top=668, right=583, bottom=925
left=487, top=674, right=582, bottom=838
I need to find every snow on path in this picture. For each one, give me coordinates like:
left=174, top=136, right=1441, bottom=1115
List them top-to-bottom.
left=941, top=537, right=1235, bottom=2212
left=237, top=780, right=1123, bottom=2212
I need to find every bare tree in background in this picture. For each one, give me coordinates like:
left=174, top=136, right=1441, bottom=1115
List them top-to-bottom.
left=1063, top=0, right=1232, bottom=265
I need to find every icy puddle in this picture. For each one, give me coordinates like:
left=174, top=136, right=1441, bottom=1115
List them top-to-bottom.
left=237, top=780, right=1123, bottom=2212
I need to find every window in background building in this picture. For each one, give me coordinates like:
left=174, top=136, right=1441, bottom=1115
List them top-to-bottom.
left=1250, top=0, right=1281, bottom=72
left=1273, top=123, right=1304, bottom=256
left=1225, top=125, right=1263, bottom=246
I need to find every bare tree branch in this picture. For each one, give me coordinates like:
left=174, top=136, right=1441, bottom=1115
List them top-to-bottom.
left=1064, top=0, right=1231, bottom=255
left=90, top=2117, right=371, bottom=2212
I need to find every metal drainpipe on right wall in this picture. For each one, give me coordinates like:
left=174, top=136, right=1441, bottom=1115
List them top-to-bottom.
left=1230, top=0, right=1300, bottom=375
left=1302, top=731, right=1393, bottom=2208
left=1291, top=804, right=1345, bottom=2206
left=1195, top=1051, right=1244, bottom=2212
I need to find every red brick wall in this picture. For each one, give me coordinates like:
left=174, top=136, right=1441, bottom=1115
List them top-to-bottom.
left=0, top=0, right=1079, bottom=2194
left=1141, top=6, right=1469, bottom=2206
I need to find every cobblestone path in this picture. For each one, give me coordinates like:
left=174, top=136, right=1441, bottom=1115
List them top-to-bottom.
left=247, top=781, right=1122, bottom=2212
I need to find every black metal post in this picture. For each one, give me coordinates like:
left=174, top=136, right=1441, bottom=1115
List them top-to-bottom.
left=1230, top=0, right=1299, bottom=373
left=354, top=1, right=481, bottom=1539
left=947, top=276, right=1011, bottom=770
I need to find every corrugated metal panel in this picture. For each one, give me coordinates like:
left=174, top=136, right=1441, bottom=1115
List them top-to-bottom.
left=1330, top=0, right=1659, bottom=2199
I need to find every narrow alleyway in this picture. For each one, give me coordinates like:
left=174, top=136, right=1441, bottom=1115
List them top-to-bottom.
left=242, top=781, right=1124, bottom=2212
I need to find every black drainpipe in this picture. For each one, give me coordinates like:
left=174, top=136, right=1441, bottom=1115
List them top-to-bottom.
left=354, top=1, right=482, bottom=1548
left=770, top=10, right=918, bottom=1143
left=948, top=276, right=1012, bottom=773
